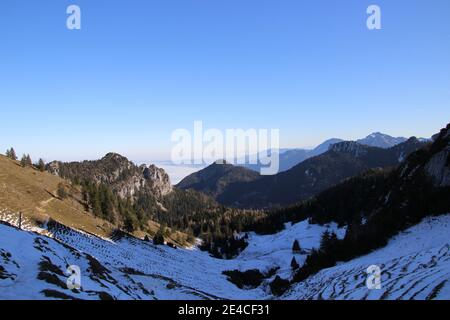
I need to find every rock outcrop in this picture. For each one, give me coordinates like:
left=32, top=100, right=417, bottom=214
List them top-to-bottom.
left=425, top=124, right=450, bottom=187
left=47, top=153, right=172, bottom=199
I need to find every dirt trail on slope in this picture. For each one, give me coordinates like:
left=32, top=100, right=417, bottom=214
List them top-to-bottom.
left=37, top=196, right=56, bottom=214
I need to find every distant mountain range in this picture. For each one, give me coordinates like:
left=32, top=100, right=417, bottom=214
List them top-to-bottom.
left=240, top=132, right=429, bottom=173
left=178, top=137, right=428, bottom=209
left=241, top=138, right=343, bottom=173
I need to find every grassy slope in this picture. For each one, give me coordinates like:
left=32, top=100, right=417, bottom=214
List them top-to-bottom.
left=0, top=154, right=188, bottom=245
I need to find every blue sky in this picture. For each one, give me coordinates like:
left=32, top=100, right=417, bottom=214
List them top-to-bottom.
left=1, top=0, right=449, bottom=162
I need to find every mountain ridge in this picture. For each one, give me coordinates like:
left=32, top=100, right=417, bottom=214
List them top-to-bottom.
left=239, top=132, right=421, bottom=174
left=356, top=132, right=408, bottom=148
left=179, top=138, right=428, bottom=209
left=47, top=152, right=173, bottom=199
left=0, top=153, right=188, bottom=245
left=176, top=161, right=260, bottom=198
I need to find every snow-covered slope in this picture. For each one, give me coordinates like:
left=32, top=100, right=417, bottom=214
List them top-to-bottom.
left=1, top=212, right=449, bottom=300
left=0, top=214, right=340, bottom=300
left=283, top=215, right=450, bottom=300
left=0, top=220, right=244, bottom=300
left=236, top=221, right=345, bottom=280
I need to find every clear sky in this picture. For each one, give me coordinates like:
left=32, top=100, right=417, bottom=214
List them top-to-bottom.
left=1, top=0, right=449, bottom=162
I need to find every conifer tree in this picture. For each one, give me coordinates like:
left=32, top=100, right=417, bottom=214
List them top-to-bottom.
left=6, top=148, right=17, bottom=160
left=20, top=154, right=28, bottom=167
left=20, top=154, right=32, bottom=167
left=37, top=158, right=46, bottom=172
left=57, top=182, right=67, bottom=199
left=92, top=191, right=102, bottom=217
left=123, top=214, right=137, bottom=233
left=153, top=224, right=165, bottom=245
left=320, top=230, right=338, bottom=253
left=320, top=230, right=331, bottom=252
left=292, top=239, right=301, bottom=253
left=291, top=257, right=300, bottom=270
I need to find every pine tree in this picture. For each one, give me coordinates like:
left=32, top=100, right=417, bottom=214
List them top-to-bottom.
left=6, top=148, right=17, bottom=160
left=20, top=154, right=28, bottom=167
left=26, top=154, right=32, bottom=166
left=37, top=158, right=46, bottom=172
left=57, top=182, right=67, bottom=199
left=81, top=185, right=88, bottom=202
left=99, top=185, right=115, bottom=222
left=92, top=192, right=102, bottom=217
left=123, top=215, right=137, bottom=233
left=153, top=224, right=165, bottom=245
left=320, top=230, right=338, bottom=253
left=320, top=230, right=331, bottom=252
left=292, top=239, right=301, bottom=253
left=291, top=257, right=300, bottom=270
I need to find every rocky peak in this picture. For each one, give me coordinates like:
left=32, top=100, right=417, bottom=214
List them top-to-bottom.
left=357, top=132, right=407, bottom=149
left=101, top=152, right=130, bottom=163
left=46, top=153, right=173, bottom=199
